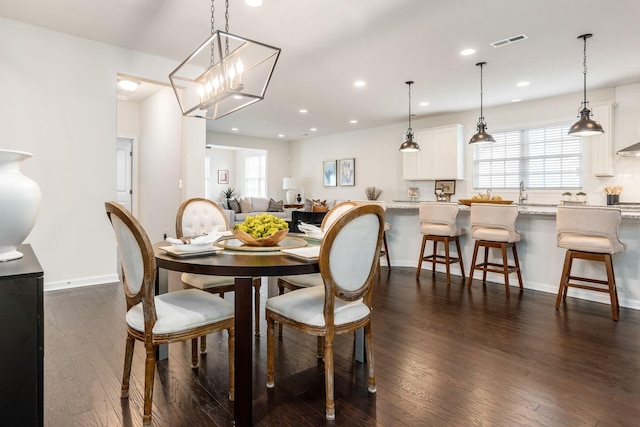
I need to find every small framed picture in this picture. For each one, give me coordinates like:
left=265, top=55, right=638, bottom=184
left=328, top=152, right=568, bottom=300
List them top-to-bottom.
left=338, top=158, right=355, bottom=186
left=323, top=160, right=337, bottom=187
left=218, top=170, right=229, bottom=184
left=434, top=180, right=456, bottom=195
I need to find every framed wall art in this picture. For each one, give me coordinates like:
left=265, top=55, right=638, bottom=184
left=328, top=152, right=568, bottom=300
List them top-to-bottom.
left=338, top=158, right=355, bottom=186
left=323, top=160, right=337, bottom=187
left=218, top=169, right=229, bottom=184
left=434, top=179, right=456, bottom=194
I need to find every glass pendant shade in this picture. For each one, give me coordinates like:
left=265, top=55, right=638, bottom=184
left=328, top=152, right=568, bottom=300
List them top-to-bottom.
left=170, top=30, right=280, bottom=120
left=568, top=34, right=603, bottom=137
left=399, top=81, right=420, bottom=152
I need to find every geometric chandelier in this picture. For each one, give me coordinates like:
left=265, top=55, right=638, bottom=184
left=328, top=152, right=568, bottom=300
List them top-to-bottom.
left=169, top=0, right=281, bottom=120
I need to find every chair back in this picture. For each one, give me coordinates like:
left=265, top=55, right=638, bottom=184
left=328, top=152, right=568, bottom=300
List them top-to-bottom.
left=176, top=197, right=229, bottom=238
left=321, top=201, right=358, bottom=231
left=105, top=202, right=157, bottom=325
left=419, top=202, right=461, bottom=235
left=470, top=203, right=520, bottom=242
left=320, top=204, right=384, bottom=310
left=556, top=206, right=625, bottom=253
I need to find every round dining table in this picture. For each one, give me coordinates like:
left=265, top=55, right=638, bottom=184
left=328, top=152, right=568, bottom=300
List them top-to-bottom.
left=153, top=239, right=319, bottom=427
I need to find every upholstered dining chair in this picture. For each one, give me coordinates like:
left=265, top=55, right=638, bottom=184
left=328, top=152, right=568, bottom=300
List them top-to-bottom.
left=176, top=198, right=262, bottom=345
left=105, top=201, right=234, bottom=427
left=266, top=204, right=385, bottom=421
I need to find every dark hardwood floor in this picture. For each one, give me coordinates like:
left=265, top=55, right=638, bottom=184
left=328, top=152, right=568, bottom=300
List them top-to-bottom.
left=44, top=268, right=640, bottom=426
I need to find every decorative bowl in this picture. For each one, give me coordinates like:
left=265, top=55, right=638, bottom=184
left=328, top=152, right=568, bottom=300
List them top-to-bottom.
left=458, top=199, right=513, bottom=206
left=232, top=229, right=289, bottom=247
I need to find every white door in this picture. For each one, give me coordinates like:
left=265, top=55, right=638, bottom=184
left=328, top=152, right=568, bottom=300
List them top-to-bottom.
left=116, top=138, right=133, bottom=212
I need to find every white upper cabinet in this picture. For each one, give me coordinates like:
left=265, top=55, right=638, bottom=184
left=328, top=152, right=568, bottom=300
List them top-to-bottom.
left=588, top=102, right=615, bottom=177
left=402, top=124, right=464, bottom=180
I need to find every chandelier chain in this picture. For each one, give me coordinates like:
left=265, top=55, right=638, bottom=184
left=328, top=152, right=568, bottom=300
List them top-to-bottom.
left=210, top=0, right=215, bottom=66
left=225, top=0, right=230, bottom=55
left=582, top=35, right=588, bottom=105
left=479, top=63, right=484, bottom=119
left=408, top=82, right=412, bottom=129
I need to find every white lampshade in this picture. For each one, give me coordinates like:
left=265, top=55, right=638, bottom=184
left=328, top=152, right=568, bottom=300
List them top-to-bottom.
left=283, top=177, right=298, bottom=190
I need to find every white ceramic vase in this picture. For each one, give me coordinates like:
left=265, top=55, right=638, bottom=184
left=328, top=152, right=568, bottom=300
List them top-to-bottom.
left=0, top=149, right=41, bottom=261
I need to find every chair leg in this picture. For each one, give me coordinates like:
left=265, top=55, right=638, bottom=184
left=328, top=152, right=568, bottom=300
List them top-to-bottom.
left=383, top=232, right=391, bottom=269
left=416, top=235, right=428, bottom=278
left=455, top=237, right=466, bottom=283
left=444, top=238, right=451, bottom=284
left=430, top=240, right=437, bottom=276
left=468, top=240, right=480, bottom=289
left=501, top=243, right=510, bottom=297
left=512, top=244, right=523, bottom=289
left=482, top=246, right=489, bottom=284
left=556, top=250, right=572, bottom=309
left=604, top=254, right=619, bottom=321
left=253, top=279, right=261, bottom=337
left=266, top=314, right=275, bottom=388
left=365, top=323, right=376, bottom=393
left=227, top=326, right=235, bottom=401
left=121, top=335, right=135, bottom=398
left=200, top=336, right=207, bottom=355
left=317, top=336, right=324, bottom=359
left=323, top=336, right=336, bottom=421
left=190, top=338, right=199, bottom=368
left=142, top=346, right=156, bottom=427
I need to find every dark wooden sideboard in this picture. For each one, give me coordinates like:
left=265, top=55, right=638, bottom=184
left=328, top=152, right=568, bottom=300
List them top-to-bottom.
left=0, top=244, right=44, bottom=427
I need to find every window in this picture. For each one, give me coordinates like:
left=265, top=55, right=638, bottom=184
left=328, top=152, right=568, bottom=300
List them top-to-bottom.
left=473, top=123, right=582, bottom=190
left=244, top=154, right=266, bottom=197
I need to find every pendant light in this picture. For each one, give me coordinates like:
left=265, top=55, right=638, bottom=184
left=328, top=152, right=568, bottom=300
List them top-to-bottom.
left=169, top=0, right=281, bottom=121
left=568, top=34, right=604, bottom=137
left=469, top=62, right=495, bottom=144
left=399, top=81, right=420, bottom=152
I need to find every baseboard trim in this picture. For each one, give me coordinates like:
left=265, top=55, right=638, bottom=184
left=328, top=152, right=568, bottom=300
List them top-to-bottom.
left=45, top=274, right=119, bottom=292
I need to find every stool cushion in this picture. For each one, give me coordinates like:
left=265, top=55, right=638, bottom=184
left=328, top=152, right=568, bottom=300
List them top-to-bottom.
left=421, top=223, right=463, bottom=237
left=472, top=226, right=521, bottom=243
left=558, top=233, right=616, bottom=254
left=182, top=273, right=235, bottom=289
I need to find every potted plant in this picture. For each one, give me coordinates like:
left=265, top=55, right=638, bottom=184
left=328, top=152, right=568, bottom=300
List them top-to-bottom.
left=220, top=188, right=238, bottom=209
left=562, top=191, right=572, bottom=202
left=576, top=191, right=587, bottom=202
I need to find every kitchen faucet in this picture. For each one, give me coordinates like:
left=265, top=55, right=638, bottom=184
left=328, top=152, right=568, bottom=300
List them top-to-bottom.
left=519, top=181, right=528, bottom=204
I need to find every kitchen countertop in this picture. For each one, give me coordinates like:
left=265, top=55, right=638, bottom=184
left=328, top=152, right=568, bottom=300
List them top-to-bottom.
left=387, top=201, right=640, bottom=219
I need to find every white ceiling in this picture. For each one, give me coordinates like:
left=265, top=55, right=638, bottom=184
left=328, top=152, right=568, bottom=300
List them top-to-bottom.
left=3, top=0, right=640, bottom=140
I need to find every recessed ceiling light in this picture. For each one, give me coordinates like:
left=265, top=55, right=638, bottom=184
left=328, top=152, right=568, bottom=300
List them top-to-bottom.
left=245, top=0, right=263, bottom=6
left=460, top=48, right=476, bottom=56
left=117, top=78, right=140, bottom=92
left=354, top=81, right=366, bottom=87
left=516, top=81, right=530, bottom=87
left=233, top=95, right=243, bottom=99
left=512, top=98, right=523, bottom=103
left=419, top=101, right=430, bottom=107
left=299, top=109, right=308, bottom=113
left=350, top=120, right=358, bottom=124
left=231, top=127, right=239, bottom=131
left=310, top=128, right=317, bottom=132
left=278, top=134, right=285, bottom=138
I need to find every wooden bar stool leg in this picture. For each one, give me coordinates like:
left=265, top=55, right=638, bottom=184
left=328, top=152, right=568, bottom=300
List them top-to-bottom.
left=383, top=232, right=391, bottom=269
left=416, top=235, right=428, bottom=278
left=444, top=237, right=451, bottom=284
left=455, top=237, right=466, bottom=282
left=431, top=240, right=437, bottom=276
left=468, top=240, right=480, bottom=288
left=501, top=243, right=510, bottom=297
left=512, top=244, right=523, bottom=289
left=482, top=245, right=489, bottom=284
left=556, top=250, right=572, bottom=308
left=604, top=254, right=619, bottom=321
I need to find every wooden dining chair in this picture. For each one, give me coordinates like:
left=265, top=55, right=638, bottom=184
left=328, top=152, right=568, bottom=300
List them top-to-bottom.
left=176, top=198, right=262, bottom=344
left=105, top=201, right=234, bottom=427
left=266, top=204, right=385, bottom=421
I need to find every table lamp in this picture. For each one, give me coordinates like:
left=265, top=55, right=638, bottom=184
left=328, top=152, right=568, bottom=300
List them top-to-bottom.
left=283, top=177, right=298, bottom=204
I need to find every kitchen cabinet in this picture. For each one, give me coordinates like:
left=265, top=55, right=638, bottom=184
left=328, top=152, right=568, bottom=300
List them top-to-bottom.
left=588, top=102, right=615, bottom=177
left=402, top=124, right=464, bottom=180
left=0, top=244, right=44, bottom=427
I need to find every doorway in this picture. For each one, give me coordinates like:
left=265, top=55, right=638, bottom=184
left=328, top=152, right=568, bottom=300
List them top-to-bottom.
left=116, top=137, right=133, bottom=212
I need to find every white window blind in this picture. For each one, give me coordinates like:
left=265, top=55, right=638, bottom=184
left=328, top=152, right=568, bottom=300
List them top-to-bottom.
left=473, top=124, right=582, bottom=190
left=244, top=154, right=266, bottom=197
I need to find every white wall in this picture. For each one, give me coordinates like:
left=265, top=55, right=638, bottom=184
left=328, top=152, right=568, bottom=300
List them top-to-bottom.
left=0, top=18, right=202, bottom=289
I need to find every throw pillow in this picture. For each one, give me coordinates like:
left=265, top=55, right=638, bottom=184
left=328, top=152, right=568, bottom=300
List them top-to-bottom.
left=239, top=197, right=252, bottom=213
left=251, top=197, right=270, bottom=212
left=228, top=198, right=241, bottom=213
left=268, top=198, right=284, bottom=212
left=304, top=198, right=314, bottom=212
left=312, top=205, right=329, bottom=213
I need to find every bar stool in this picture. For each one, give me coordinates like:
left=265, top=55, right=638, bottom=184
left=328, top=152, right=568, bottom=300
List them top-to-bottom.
left=416, top=202, right=465, bottom=284
left=468, top=203, right=523, bottom=296
left=555, top=206, right=626, bottom=321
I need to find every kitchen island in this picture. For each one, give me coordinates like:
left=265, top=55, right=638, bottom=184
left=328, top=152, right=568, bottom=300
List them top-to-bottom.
left=384, top=202, right=640, bottom=310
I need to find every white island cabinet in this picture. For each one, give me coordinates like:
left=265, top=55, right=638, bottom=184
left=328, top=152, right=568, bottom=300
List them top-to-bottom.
left=402, top=124, right=464, bottom=180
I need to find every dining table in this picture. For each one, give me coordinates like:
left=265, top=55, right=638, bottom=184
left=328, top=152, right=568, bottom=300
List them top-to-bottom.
left=152, top=236, right=320, bottom=426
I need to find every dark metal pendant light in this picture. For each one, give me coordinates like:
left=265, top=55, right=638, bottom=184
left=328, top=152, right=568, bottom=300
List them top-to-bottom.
left=568, top=34, right=604, bottom=137
left=470, top=62, right=495, bottom=144
left=399, top=81, right=420, bottom=152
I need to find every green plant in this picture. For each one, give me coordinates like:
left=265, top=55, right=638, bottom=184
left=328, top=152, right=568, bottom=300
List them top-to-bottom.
left=221, top=187, right=237, bottom=199
left=562, top=191, right=572, bottom=196
left=576, top=191, right=587, bottom=196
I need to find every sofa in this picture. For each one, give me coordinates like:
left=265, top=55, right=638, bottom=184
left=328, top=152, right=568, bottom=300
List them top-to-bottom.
left=223, top=196, right=288, bottom=225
